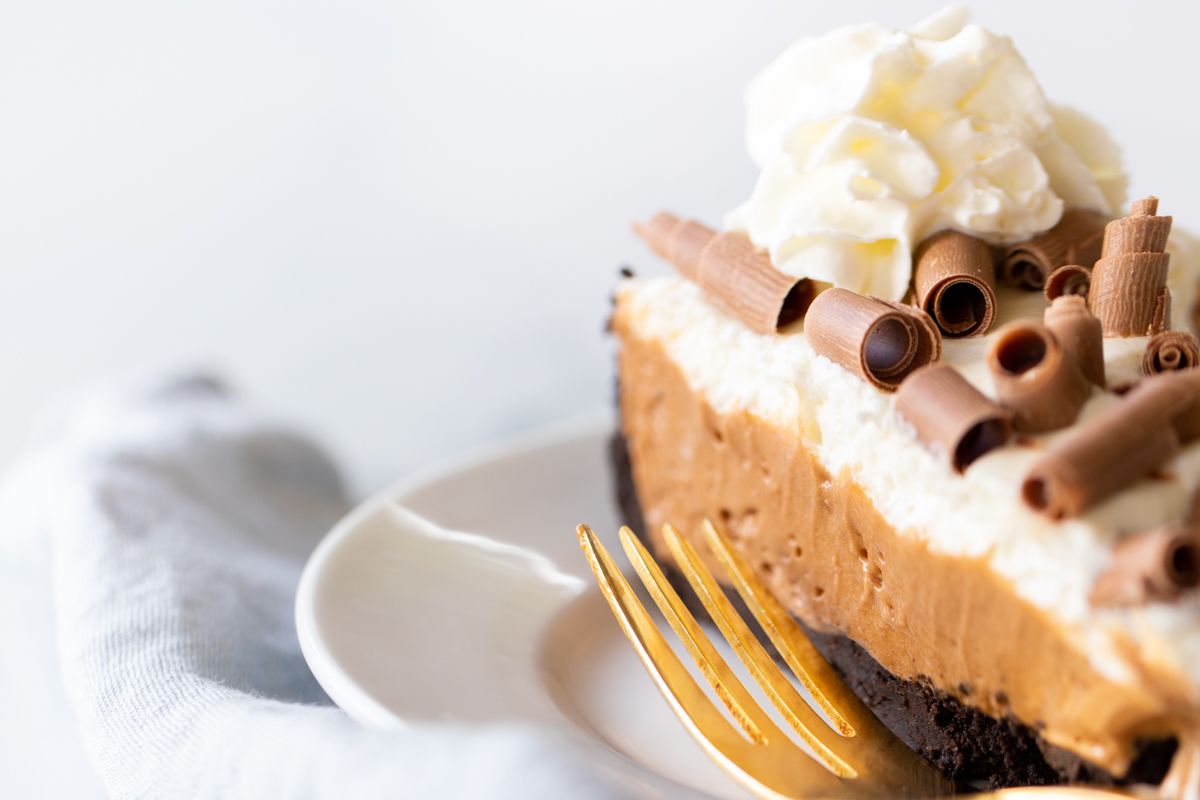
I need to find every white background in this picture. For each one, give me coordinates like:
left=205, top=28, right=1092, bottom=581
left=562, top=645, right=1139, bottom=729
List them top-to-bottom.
left=2, top=1, right=1199, bottom=796
left=3, top=1, right=1200, bottom=494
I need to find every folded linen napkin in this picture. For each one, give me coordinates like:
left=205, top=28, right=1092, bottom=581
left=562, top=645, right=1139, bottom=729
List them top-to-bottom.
left=0, top=374, right=635, bottom=799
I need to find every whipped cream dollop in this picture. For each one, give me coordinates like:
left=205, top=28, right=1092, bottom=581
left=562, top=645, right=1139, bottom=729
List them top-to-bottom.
left=726, top=6, right=1127, bottom=301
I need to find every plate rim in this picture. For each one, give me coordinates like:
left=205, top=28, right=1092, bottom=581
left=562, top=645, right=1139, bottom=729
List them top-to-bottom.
left=294, top=412, right=613, bottom=727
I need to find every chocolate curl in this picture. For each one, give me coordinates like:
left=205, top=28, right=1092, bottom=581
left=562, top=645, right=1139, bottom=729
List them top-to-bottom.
left=1088, top=197, right=1173, bottom=337
left=1103, top=197, right=1173, bottom=255
left=1002, top=209, right=1108, bottom=290
left=634, top=212, right=813, bottom=335
left=913, top=230, right=997, bottom=338
left=1090, top=254, right=1172, bottom=335
left=1043, top=264, right=1091, bottom=302
left=805, top=288, right=941, bottom=391
left=1044, top=296, right=1105, bottom=387
left=879, top=299, right=943, bottom=363
left=987, top=322, right=1092, bottom=433
left=1143, top=330, right=1200, bottom=375
left=895, top=364, right=1011, bottom=472
left=1143, top=369, right=1200, bottom=444
left=1021, top=371, right=1200, bottom=518
left=1089, top=526, right=1200, bottom=607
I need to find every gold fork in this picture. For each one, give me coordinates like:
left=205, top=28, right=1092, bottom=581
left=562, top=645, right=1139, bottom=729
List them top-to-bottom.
left=576, top=520, right=1137, bottom=800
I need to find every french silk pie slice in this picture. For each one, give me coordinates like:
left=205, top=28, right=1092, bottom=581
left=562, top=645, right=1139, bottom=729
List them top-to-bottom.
left=610, top=7, right=1200, bottom=796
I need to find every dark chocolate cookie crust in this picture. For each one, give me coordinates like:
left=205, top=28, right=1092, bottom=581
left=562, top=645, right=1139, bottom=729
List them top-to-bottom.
left=609, top=430, right=1174, bottom=790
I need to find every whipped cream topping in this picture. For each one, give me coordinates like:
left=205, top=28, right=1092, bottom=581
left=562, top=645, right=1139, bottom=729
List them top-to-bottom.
left=725, top=6, right=1126, bottom=301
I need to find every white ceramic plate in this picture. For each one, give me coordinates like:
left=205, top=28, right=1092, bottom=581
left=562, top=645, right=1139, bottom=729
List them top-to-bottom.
left=295, top=419, right=746, bottom=799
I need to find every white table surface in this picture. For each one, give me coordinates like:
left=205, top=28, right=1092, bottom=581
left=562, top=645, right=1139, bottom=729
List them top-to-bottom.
left=2, top=1, right=1198, bottom=796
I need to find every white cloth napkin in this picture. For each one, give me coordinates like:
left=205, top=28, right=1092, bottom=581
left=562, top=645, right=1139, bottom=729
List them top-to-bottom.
left=0, top=374, right=634, bottom=799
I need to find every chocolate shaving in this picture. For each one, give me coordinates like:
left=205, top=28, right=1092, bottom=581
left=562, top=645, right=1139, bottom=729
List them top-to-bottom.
left=1088, top=197, right=1173, bottom=337
left=1002, top=209, right=1108, bottom=290
left=634, top=212, right=814, bottom=334
left=913, top=230, right=997, bottom=337
left=1043, top=264, right=1091, bottom=302
left=805, top=288, right=941, bottom=391
left=1044, top=296, right=1105, bottom=387
left=987, top=322, right=1092, bottom=433
left=1143, top=330, right=1200, bottom=375
left=895, top=364, right=1011, bottom=472
left=1022, top=371, right=1200, bottom=518
left=1089, top=526, right=1200, bottom=607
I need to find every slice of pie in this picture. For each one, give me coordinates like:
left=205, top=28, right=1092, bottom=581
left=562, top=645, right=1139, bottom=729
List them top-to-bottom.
left=610, top=8, right=1200, bottom=795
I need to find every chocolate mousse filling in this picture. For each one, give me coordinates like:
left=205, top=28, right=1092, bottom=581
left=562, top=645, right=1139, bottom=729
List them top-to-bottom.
left=610, top=428, right=1175, bottom=789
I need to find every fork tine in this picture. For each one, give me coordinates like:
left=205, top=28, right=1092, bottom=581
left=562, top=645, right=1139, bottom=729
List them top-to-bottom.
left=700, top=519, right=856, bottom=735
left=698, top=520, right=955, bottom=794
left=661, top=523, right=857, bottom=778
left=581, top=524, right=955, bottom=799
left=575, top=525, right=756, bottom=755
left=618, top=525, right=776, bottom=745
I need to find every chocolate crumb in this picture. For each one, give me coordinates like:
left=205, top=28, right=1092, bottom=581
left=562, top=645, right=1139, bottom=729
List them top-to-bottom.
left=619, top=264, right=636, bottom=279
left=958, top=682, right=972, bottom=696
left=994, top=690, right=1010, bottom=706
